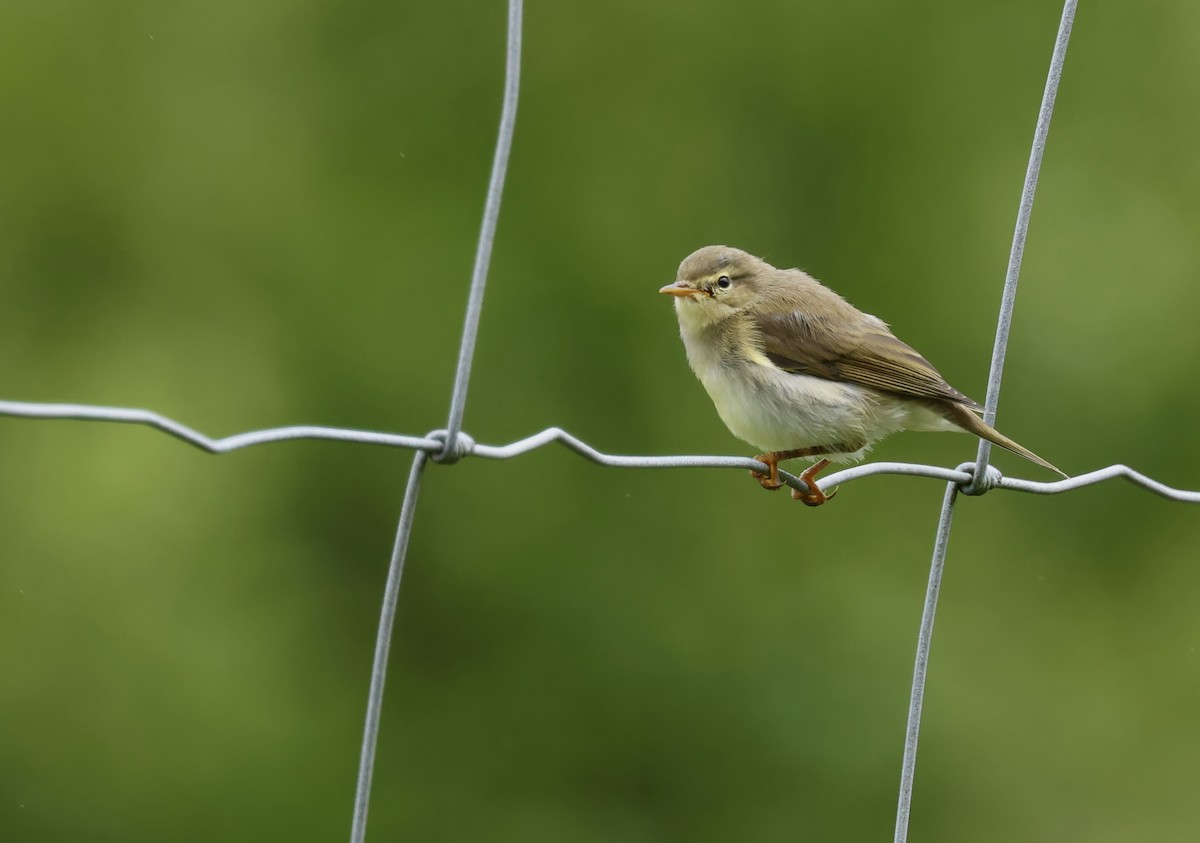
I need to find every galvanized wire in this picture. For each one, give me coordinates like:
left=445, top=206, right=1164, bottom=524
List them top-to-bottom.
left=1, top=0, right=1195, bottom=840
left=349, top=0, right=522, bottom=839
left=440, top=0, right=523, bottom=464
left=971, top=0, right=1078, bottom=490
left=899, top=3, right=1080, bottom=842
left=3, top=398, right=1199, bottom=503
left=350, top=450, right=428, bottom=843
left=893, top=480, right=959, bottom=843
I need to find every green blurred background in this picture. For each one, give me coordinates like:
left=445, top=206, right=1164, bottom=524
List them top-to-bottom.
left=3, top=1, right=1200, bottom=840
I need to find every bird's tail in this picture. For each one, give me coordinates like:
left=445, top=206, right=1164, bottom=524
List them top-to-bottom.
left=942, top=402, right=1067, bottom=478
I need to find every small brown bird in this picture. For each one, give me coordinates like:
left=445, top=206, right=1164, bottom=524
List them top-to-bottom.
left=660, top=245, right=1064, bottom=505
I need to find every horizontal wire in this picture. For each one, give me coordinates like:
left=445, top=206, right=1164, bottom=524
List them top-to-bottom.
left=2, top=397, right=1197, bottom=502
left=0, top=399, right=444, bottom=453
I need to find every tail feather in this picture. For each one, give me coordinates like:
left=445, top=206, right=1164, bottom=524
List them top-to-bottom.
left=942, top=402, right=1067, bottom=478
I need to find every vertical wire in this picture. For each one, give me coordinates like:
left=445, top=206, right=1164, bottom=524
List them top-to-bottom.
left=441, top=0, right=524, bottom=460
left=971, top=0, right=1077, bottom=488
left=350, top=3, right=523, bottom=837
left=897, top=4, right=1080, bottom=837
left=350, top=451, right=429, bottom=843
left=893, top=481, right=959, bottom=843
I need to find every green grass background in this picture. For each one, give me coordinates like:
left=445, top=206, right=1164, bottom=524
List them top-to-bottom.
left=3, top=1, right=1200, bottom=840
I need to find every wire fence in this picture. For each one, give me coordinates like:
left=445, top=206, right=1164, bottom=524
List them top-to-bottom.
left=3, top=0, right=1197, bottom=840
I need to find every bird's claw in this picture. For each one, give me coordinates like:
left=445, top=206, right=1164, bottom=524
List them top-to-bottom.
left=750, top=453, right=784, bottom=491
left=750, top=454, right=839, bottom=506
left=791, top=459, right=836, bottom=507
left=750, top=468, right=784, bottom=491
left=792, top=483, right=837, bottom=507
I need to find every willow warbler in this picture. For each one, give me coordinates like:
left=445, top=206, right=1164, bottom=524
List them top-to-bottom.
left=660, top=245, right=1064, bottom=506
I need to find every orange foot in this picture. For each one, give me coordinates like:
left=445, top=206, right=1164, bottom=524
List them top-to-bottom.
left=750, top=452, right=785, bottom=491
left=792, top=459, right=838, bottom=507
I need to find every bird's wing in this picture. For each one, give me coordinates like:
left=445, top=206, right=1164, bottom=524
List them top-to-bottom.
left=755, top=310, right=983, bottom=409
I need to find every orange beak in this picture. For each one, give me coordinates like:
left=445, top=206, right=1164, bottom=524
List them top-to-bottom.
left=659, top=282, right=705, bottom=298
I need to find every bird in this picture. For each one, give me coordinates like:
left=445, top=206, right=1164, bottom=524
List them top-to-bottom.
left=659, top=245, right=1065, bottom=506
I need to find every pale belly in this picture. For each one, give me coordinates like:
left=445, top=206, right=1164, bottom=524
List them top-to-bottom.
left=698, top=363, right=959, bottom=460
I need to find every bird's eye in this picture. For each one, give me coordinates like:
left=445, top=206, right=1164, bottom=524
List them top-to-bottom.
left=716, top=275, right=731, bottom=289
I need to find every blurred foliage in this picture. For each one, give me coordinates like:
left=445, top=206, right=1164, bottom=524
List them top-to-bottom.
left=2, top=1, right=1200, bottom=841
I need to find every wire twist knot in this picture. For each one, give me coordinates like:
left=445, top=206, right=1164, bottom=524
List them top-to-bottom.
left=428, top=429, right=476, bottom=464
left=957, top=462, right=1002, bottom=496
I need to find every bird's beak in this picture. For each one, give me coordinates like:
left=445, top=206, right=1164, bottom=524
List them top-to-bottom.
left=659, top=282, right=705, bottom=298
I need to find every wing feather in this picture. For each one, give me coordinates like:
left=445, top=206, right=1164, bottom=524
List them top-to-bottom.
left=756, top=310, right=982, bottom=410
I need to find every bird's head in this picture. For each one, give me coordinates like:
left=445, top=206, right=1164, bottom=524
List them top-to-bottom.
left=659, top=245, right=765, bottom=328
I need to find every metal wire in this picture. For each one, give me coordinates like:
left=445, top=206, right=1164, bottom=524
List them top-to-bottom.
left=1, top=0, right=1194, bottom=840
left=351, top=0, right=522, bottom=838
left=440, top=0, right=523, bottom=463
left=971, top=0, right=1078, bottom=490
left=899, top=3, right=1080, bottom=841
left=3, top=398, right=1199, bottom=503
left=350, top=450, right=428, bottom=843
left=894, top=480, right=959, bottom=843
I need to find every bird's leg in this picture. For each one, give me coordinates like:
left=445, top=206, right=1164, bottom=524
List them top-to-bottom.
left=750, top=442, right=859, bottom=505
left=750, top=444, right=852, bottom=493
left=751, top=448, right=817, bottom=490
left=750, top=452, right=787, bottom=490
left=793, top=459, right=836, bottom=507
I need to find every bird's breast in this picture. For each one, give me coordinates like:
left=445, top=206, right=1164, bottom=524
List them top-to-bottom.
left=678, top=322, right=912, bottom=455
left=702, top=362, right=875, bottom=452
